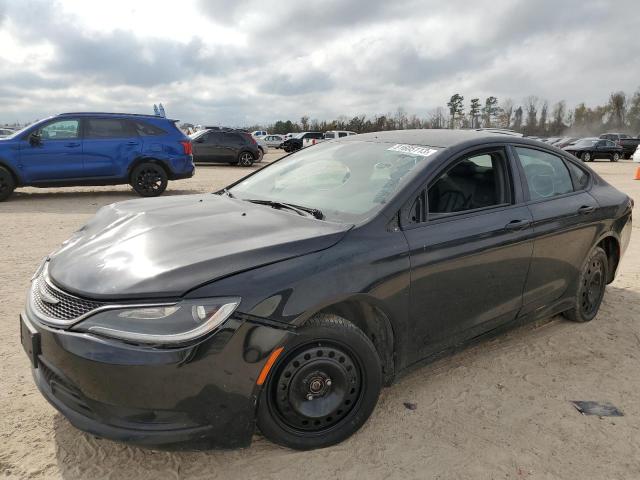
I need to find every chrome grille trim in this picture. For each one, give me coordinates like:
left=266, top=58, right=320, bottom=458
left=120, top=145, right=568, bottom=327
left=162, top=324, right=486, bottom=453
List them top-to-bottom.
left=29, top=262, right=175, bottom=327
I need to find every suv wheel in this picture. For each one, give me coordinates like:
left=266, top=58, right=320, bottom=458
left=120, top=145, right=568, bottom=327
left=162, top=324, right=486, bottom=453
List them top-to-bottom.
left=257, top=147, right=264, bottom=163
left=238, top=152, right=254, bottom=167
left=580, top=152, right=591, bottom=162
left=611, top=152, right=620, bottom=162
left=130, top=162, right=168, bottom=197
left=0, top=166, right=16, bottom=201
left=257, top=314, right=382, bottom=450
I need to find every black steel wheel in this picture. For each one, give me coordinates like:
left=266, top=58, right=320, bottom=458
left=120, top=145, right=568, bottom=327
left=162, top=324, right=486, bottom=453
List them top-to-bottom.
left=237, top=151, right=254, bottom=167
left=130, top=162, right=168, bottom=197
left=0, top=166, right=16, bottom=202
left=564, top=246, right=608, bottom=322
left=257, top=315, right=382, bottom=450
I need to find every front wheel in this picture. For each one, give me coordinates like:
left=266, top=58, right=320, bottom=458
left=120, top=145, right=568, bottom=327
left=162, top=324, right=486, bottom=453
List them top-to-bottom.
left=237, top=151, right=254, bottom=167
left=580, top=152, right=591, bottom=162
left=611, top=152, right=620, bottom=162
left=130, top=162, right=168, bottom=197
left=563, top=247, right=608, bottom=322
left=257, top=314, right=382, bottom=450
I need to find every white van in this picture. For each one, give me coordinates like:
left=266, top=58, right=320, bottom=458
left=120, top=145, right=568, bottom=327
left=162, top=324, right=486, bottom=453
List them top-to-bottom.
left=324, top=130, right=357, bottom=139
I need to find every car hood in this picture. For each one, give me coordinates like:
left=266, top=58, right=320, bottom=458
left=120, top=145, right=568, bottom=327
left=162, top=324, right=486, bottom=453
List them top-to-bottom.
left=48, top=194, right=352, bottom=300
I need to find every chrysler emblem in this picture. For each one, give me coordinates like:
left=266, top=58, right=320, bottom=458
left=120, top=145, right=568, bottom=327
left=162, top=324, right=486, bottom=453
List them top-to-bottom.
left=39, top=282, right=60, bottom=305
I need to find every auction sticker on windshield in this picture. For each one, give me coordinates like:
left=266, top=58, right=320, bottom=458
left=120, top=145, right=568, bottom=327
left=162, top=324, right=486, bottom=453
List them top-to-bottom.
left=387, top=144, right=438, bottom=157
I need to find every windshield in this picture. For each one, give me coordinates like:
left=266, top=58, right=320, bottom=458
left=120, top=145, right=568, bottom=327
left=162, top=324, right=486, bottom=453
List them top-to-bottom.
left=189, top=130, right=208, bottom=140
left=575, top=139, right=598, bottom=147
left=229, top=141, right=439, bottom=223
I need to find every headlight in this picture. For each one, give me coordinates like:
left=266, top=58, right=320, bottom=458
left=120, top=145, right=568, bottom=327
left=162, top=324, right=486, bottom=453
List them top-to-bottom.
left=72, top=298, right=240, bottom=345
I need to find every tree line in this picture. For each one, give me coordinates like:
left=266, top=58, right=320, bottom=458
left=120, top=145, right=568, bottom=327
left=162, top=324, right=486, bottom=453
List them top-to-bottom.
left=253, top=89, right=640, bottom=138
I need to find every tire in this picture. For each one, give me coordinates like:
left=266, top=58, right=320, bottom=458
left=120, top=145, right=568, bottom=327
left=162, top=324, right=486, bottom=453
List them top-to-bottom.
left=257, top=147, right=264, bottom=163
left=237, top=151, right=254, bottom=167
left=580, top=152, right=591, bottom=162
left=611, top=152, right=620, bottom=162
left=622, top=153, right=630, bottom=160
left=130, top=162, right=168, bottom=197
left=0, top=166, right=16, bottom=201
left=563, top=246, right=608, bottom=323
left=257, top=314, right=382, bottom=450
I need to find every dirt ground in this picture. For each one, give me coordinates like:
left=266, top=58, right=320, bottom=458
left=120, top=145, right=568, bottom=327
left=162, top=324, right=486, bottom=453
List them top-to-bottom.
left=1, top=152, right=639, bottom=479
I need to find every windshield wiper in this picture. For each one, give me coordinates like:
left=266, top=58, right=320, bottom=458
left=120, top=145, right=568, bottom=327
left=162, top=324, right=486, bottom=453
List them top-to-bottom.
left=245, top=199, right=324, bottom=219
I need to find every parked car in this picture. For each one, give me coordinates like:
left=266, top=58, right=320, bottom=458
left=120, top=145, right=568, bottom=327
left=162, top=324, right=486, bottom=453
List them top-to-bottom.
left=0, top=113, right=194, bottom=201
left=0, top=127, right=15, bottom=138
left=191, top=128, right=260, bottom=167
left=21, top=129, right=632, bottom=451
left=252, top=130, right=268, bottom=138
left=324, top=130, right=357, bottom=139
left=281, top=131, right=324, bottom=152
left=599, top=133, right=640, bottom=159
left=262, top=134, right=285, bottom=148
left=255, top=137, right=268, bottom=160
left=554, top=137, right=580, bottom=149
left=564, top=137, right=624, bottom=162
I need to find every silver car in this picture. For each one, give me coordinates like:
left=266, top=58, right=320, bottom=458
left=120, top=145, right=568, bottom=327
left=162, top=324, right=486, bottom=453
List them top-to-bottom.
left=262, top=134, right=285, bottom=148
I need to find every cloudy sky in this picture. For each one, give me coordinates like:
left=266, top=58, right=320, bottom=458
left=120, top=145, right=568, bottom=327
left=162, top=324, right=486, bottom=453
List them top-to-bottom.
left=0, top=0, right=638, bottom=125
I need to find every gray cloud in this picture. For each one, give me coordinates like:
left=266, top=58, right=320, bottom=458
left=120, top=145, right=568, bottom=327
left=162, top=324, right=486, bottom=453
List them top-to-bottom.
left=0, top=0, right=639, bottom=125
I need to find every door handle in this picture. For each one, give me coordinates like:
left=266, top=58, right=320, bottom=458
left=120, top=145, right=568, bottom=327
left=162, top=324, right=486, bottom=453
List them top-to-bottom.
left=126, top=141, right=139, bottom=145
left=64, top=142, right=80, bottom=148
left=578, top=205, right=596, bottom=215
left=504, top=219, right=531, bottom=231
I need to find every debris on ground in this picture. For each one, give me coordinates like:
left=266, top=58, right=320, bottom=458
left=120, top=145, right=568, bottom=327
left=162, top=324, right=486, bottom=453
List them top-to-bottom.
left=571, top=401, right=623, bottom=417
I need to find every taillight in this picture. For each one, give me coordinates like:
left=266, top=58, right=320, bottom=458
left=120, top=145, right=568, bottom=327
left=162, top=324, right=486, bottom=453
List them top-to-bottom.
left=243, top=133, right=257, bottom=145
left=180, top=140, right=193, bottom=155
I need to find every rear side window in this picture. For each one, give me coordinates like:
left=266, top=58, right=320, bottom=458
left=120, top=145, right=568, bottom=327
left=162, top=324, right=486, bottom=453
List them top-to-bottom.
left=86, top=119, right=134, bottom=138
left=133, top=121, right=167, bottom=136
left=324, top=132, right=335, bottom=139
left=338, top=132, right=348, bottom=138
left=515, top=147, right=573, bottom=201
left=565, top=161, right=590, bottom=190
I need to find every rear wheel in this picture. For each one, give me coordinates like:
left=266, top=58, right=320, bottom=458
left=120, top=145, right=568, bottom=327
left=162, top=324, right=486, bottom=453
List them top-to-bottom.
left=237, top=151, right=254, bottom=167
left=580, top=152, right=591, bottom=162
left=611, top=152, right=620, bottom=162
left=130, top=162, right=168, bottom=197
left=0, top=166, right=16, bottom=201
left=564, top=247, right=608, bottom=322
left=257, top=314, right=382, bottom=450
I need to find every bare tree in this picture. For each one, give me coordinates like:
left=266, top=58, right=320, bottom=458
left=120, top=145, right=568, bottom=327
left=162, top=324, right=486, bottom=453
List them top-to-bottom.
left=447, top=94, right=464, bottom=129
left=524, top=96, right=538, bottom=134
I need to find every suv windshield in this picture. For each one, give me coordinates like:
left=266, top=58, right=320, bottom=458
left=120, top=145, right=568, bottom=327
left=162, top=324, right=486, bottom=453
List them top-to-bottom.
left=575, top=139, right=598, bottom=147
left=229, top=141, right=439, bottom=223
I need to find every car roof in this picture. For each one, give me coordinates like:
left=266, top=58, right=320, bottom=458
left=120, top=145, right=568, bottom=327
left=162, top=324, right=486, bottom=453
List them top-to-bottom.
left=337, top=129, right=532, bottom=148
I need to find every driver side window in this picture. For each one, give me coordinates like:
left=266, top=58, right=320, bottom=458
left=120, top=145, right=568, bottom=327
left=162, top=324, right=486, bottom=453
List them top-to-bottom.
left=38, top=120, right=79, bottom=140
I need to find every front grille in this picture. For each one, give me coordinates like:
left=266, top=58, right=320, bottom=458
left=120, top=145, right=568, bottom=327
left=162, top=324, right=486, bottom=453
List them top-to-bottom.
left=31, top=265, right=105, bottom=324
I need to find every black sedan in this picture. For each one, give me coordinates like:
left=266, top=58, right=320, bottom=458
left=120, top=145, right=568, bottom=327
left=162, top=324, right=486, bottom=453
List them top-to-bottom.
left=21, top=130, right=632, bottom=450
left=564, top=137, right=624, bottom=162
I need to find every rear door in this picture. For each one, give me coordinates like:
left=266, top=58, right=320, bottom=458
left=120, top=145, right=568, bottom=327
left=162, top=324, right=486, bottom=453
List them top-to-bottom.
left=19, top=118, right=83, bottom=181
left=82, top=118, right=141, bottom=177
left=193, top=131, right=224, bottom=162
left=512, top=146, right=599, bottom=315
left=403, top=147, right=534, bottom=362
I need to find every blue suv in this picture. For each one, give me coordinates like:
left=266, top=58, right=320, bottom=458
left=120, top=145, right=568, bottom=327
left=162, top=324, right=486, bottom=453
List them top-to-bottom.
left=0, top=113, right=195, bottom=201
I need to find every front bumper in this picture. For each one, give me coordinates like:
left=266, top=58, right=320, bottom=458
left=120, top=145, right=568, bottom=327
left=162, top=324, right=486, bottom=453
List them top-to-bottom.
left=21, top=311, right=293, bottom=449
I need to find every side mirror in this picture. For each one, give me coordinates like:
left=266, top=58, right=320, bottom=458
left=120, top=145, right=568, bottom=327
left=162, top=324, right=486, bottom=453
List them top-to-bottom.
left=29, top=132, right=42, bottom=146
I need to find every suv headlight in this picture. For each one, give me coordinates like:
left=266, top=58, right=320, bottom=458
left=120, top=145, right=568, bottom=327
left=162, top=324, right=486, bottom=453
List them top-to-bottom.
left=72, top=298, right=240, bottom=345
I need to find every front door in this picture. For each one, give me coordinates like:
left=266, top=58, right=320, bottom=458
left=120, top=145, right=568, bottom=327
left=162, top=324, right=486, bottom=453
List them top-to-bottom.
left=19, top=118, right=83, bottom=182
left=402, top=148, right=534, bottom=362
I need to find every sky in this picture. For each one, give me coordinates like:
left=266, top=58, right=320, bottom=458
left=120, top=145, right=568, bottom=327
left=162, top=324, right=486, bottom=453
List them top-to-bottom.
left=0, top=0, right=638, bottom=126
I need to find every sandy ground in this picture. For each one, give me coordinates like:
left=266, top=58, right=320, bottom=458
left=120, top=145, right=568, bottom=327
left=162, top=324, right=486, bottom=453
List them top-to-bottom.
left=1, top=152, right=639, bottom=479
